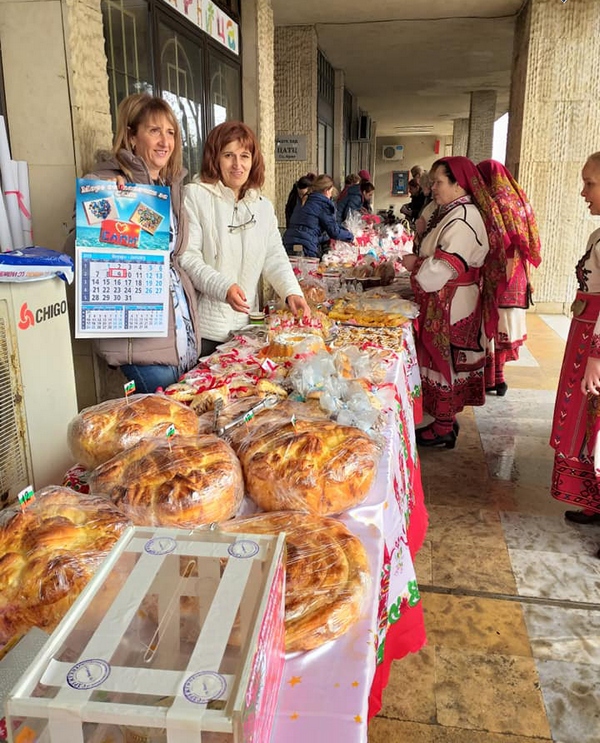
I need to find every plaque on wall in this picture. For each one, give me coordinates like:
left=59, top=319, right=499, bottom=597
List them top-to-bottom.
left=275, top=135, right=307, bottom=161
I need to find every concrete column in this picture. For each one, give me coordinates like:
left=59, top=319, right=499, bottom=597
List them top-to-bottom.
left=241, top=0, right=276, bottom=203
left=507, top=0, right=600, bottom=311
left=273, top=26, right=318, bottom=226
left=333, top=69, right=345, bottom=189
left=467, top=90, right=496, bottom=163
left=452, top=118, right=469, bottom=157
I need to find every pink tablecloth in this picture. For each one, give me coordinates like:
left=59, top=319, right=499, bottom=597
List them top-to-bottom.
left=271, top=328, right=427, bottom=742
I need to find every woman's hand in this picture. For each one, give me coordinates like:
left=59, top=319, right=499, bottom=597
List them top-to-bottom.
left=402, top=254, right=418, bottom=272
left=226, top=284, right=250, bottom=313
left=287, top=294, right=311, bottom=318
left=581, top=356, right=600, bottom=396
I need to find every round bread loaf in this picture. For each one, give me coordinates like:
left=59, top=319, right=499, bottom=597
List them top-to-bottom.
left=68, top=394, right=199, bottom=470
left=237, top=418, right=379, bottom=515
left=89, top=434, right=243, bottom=528
left=0, top=486, right=130, bottom=651
left=223, top=511, right=370, bottom=652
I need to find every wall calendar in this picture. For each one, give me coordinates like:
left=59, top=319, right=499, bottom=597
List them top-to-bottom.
left=73, top=180, right=171, bottom=339
left=75, top=249, right=169, bottom=338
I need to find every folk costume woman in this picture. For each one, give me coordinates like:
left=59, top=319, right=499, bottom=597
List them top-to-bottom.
left=550, top=152, right=600, bottom=539
left=402, top=156, right=505, bottom=449
left=478, top=160, right=542, bottom=396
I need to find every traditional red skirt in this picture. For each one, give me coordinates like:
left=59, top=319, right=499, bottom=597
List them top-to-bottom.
left=550, top=291, right=600, bottom=513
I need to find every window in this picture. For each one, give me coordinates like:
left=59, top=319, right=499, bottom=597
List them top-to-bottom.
left=101, top=0, right=242, bottom=177
left=102, top=0, right=153, bottom=123
left=158, top=20, right=204, bottom=177
left=208, top=50, right=241, bottom=129
left=317, top=51, right=334, bottom=176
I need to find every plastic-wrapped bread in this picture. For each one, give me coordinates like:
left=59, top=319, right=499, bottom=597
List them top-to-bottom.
left=67, top=393, right=199, bottom=470
left=236, top=417, right=380, bottom=515
left=89, top=434, right=243, bottom=528
left=0, top=486, right=130, bottom=651
left=223, top=511, right=370, bottom=652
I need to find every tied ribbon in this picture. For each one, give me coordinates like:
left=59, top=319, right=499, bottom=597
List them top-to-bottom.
left=5, top=189, right=32, bottom=219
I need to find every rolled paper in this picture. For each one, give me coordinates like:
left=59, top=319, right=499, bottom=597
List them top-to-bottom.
left=0, top=117, right=25, bottom=248
left=16, top=160, right=33, bottom=246
left=0, top=192, right=12, bottom=252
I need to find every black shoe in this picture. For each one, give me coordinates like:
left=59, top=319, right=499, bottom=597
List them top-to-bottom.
left=486, top=382, right=508, bottom=396
left=453, top=420, right=460, bottom=435
left=416, top=428, right=457, bottom=450
left=565, top=510, right=600, bottom=525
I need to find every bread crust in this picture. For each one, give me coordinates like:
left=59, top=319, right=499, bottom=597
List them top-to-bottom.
left=68, top=394, right=199, bottom=469
left=238, top=418, right=379, bottom=515
left=89, top=435, right=243, bottom=527
left=0, top=487, right=130, bottom=650
left=223, top=512, right=370, bottom=652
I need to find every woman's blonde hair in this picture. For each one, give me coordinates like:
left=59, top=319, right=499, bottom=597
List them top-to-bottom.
left=113, top=93, right=183, bottom=183
left=585, top=152, right=600, bottom=170
left=309, top=174, right=334, bottom=194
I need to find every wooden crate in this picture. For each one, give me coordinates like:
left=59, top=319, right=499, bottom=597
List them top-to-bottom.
left=5, top=526, right=286, bottom=743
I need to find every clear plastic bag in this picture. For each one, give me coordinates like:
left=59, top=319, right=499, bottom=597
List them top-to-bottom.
left=328, top=292, right=419, bottom=326
left=67, top=393, right=199, bottom=470
left=235, top=413, right=381, bottom=515
left=88, top=434, right=244, bottom=528
left=0, top=486, right=130, bottom=650
left=221, top=511, right=370, bottom=652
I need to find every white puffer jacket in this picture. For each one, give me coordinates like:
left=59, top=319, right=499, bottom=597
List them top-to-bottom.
left=181, top=181, right=302, bottom=342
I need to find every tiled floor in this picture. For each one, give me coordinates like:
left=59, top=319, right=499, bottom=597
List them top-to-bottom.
left=369, top=314, right=600, bottom=743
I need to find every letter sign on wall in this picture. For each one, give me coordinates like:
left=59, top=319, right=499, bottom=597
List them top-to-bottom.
left=275, top=135, right=307, bottom=162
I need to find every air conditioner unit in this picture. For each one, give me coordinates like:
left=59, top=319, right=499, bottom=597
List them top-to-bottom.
left=382, top=144, right=404, bottom=162
left=0, top=276, right=78, bottom=506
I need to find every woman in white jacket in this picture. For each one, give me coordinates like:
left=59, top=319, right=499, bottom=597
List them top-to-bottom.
left=181, top=121, right=309, bottom=356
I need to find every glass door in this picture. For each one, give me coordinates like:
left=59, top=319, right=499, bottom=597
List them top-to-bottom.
left=157, top=16, right=205, bottom=178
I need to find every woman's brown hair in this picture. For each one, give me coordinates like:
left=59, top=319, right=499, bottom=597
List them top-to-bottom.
left=112, top=93, right=183, bottom=184
left=200, top=121, right=265, bottom=197
left=308, top=174, right=334, bottom=194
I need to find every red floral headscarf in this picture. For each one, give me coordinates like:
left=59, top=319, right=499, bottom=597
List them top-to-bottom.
left=435, top=156, right=508, bottom=338
left=477, top=159, right=542, bottom=269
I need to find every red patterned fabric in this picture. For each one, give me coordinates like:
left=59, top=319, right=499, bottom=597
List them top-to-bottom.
left=439, top=156, right=508, bottom=341
left=477, top=159, right=542, bottom=271
left=411, top=262, right=485, bottom=386
left=551, top=291, right=600, bottom=514
left=551, top=452, right=600, bottom=515
left=368, top=456, right=428, bottom=720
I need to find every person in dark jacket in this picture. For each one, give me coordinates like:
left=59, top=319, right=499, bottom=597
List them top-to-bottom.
left=284, top=173, right=315, bottom=228
left=283, top=174, right=354, bottom=258
left=337, top=180, right=375, bottom=222
left=336, top=182, right=363, bottom=223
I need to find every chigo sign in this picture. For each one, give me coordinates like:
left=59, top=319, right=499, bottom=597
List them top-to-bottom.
left=18, top=299, right=67, bottom=330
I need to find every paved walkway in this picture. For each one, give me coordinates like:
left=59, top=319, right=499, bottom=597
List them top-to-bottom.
left=369, top=314, right=600, bottom=742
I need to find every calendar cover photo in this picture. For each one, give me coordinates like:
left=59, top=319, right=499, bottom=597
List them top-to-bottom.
left=75, top=180, right=171, bottom=251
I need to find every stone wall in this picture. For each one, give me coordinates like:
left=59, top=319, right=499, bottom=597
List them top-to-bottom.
left=63, top=0, right=113, bottom=174
left=256, top=0, right=276, bottom=203
left=508, top=0, right=600, bottom=311
left=273, top=26, right=318, bottom=227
